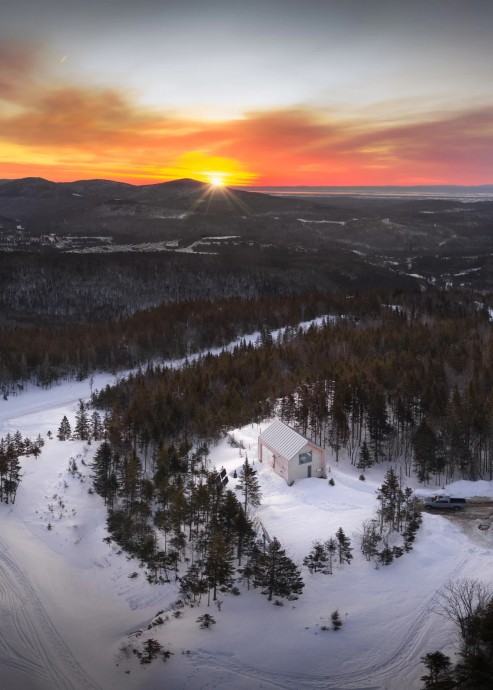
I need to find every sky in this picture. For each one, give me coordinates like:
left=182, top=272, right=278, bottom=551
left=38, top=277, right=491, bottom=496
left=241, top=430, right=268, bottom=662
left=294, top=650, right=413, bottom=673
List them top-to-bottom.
left=1, top=0, right=492, bottom=186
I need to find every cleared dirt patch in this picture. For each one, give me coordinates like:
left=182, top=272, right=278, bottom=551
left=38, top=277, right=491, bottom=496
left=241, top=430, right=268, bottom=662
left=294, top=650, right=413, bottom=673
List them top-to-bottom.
left=436, top=500, right=493, bottom=546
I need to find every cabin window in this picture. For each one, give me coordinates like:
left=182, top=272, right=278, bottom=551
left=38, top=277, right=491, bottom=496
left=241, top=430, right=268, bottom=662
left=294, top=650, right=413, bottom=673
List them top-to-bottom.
left=299, top=450, right=312, bottom=465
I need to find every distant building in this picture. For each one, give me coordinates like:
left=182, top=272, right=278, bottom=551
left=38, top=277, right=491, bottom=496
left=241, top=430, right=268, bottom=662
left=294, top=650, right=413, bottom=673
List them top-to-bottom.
left=258, top=419, right=326, bottom=485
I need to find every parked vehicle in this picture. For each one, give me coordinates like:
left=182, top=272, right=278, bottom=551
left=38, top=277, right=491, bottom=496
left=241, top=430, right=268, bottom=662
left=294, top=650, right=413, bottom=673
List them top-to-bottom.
left=423, top=495, right=466, bottom=511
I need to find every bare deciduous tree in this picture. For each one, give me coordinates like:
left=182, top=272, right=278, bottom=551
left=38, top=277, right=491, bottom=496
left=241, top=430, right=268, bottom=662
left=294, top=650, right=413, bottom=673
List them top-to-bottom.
left=432, top=578, right=492, bottom=644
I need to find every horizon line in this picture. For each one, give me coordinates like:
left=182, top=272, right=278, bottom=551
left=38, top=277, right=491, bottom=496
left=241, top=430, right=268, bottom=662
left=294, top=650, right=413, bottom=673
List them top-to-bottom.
left=1, top=176, right=493, bottom=190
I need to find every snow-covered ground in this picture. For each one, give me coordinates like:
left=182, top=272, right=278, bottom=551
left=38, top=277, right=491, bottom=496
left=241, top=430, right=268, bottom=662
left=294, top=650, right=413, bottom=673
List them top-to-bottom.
left=1, top=369, right=493, bottom=689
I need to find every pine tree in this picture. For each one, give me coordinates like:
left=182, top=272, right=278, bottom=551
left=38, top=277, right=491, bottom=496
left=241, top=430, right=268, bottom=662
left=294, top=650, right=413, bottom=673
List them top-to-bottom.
left=328, top=393, right=349, bottom=462
left=73, top=400, right=90, bottom=440
left=90, top=411, right=104, bottom=441
left=57, top=415, right=72, bottom=441
left=413, top=419, right=439, bottom=484
left=12, top=430, right=25, bottom=456
left=31, top=438, right=42, bottom=459
left=0, top=439, right=6, bottom=501
left=357, top=440, right=372, bottom=471
left=92, top=441, right=118, bottom=506
left=4, top=454, right=21, bottom=504
left=236, top=457, right=262, bottom=513
left=377, top=467, right=403, bottom=534
left=232, top=505, right=255, bottom=566
left=360, top=519, right=381, bottom=562
left=335, top=527, right=353, bottom=565
left=204, top=531, right=234, bottom=602
left=252, top=537, right=304, bottom=601
left=324, top=537, right=337, bottom=575
left=378, top=540, right=394, bottom=566
left=303, top=541, right=329, bottom=574
left=180, top=562, right=208, bottom=604
left=331, top=609, right=343, bottom=631
left=197, top=613, right=216, bottom=629
left=420, top=651, right=453, bottom=689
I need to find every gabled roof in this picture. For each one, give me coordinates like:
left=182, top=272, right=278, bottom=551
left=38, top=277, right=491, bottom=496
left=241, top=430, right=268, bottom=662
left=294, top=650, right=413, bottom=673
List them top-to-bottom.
left=259, top=419, right=314, bottom=459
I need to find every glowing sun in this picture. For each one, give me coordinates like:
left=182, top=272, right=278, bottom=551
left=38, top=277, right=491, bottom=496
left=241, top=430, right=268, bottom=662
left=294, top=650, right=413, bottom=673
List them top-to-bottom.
left=210, top=175, right=225, bottom=187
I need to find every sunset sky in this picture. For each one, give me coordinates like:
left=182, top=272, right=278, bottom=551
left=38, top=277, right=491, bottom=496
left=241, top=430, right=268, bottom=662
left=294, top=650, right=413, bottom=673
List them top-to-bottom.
left=1, top=0, right=492, bottom=186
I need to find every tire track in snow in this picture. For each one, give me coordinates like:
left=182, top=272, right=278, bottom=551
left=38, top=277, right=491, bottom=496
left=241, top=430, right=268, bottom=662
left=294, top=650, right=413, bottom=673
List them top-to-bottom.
left=0, top=536, right=103, bottom=690
left=322, top=553, right=471, bottom=689
left=187, top=554, right=470, bottom=690
left=188, top=648, right=375, bottom=690
left=190, top=649, right=354, bottom=690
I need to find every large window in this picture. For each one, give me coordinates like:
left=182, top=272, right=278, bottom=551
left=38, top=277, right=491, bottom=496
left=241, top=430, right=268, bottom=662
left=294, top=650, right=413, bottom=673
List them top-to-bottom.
left=299, top=450, right=312, bottom=465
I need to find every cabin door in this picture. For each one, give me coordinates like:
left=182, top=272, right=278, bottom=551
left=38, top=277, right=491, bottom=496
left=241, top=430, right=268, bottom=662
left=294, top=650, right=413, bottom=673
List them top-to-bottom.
left=307, top=465, right=312, bottom=478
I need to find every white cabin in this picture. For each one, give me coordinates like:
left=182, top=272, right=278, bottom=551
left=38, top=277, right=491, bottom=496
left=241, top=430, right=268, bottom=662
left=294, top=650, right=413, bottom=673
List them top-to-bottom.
left=258, top=419, right=326, bottom=485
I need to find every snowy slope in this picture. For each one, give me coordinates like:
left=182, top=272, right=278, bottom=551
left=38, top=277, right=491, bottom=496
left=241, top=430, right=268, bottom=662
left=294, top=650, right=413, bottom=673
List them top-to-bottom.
left=1, top=370, right=493, bottom=689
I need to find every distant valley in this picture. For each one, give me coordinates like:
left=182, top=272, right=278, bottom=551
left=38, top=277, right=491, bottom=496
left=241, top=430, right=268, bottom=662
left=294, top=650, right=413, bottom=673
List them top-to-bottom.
left=1, top=177, right=493, bottom=323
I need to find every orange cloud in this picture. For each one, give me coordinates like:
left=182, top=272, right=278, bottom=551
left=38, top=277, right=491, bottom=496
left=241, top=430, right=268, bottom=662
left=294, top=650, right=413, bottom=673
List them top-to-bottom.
left=0, top=43, right=34, bottom=91
left=0, top=54, right=491, bottom=186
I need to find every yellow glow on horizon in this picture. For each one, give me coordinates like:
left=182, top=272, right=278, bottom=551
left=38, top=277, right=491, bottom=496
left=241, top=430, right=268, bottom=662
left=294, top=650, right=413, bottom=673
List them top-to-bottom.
left=0, top=142, right=63, bottom=166
left=161, top=152, right=258, bottom=186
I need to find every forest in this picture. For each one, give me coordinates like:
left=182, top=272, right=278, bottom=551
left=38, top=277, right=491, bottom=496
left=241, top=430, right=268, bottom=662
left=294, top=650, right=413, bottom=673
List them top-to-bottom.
left=0, top=288, right=407, bottom=391
left=92, top=289, right=493, bottom=488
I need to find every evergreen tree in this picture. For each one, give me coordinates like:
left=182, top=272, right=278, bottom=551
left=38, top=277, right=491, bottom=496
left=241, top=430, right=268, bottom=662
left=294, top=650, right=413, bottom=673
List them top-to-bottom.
left=366, top=385, right=390, bottom=464
left=328, top=391, right=349, bottom=462
left=73, top=400, right=90, bottom=440
left=90, top=411, right=104, bottom=441
left=57, top=415, right=72, bottom=441
left=413, top=419, right=439, bottom=484
left=12, top=430, right=25, bottom=456
left=30, top=439, right=42, bottom=459
left=357, top=440, right=372, bottom=471
left=92, top=441, right=118, bottom=506
left=0, top=446, right=7, bottom=504
left=3, top=453, right=21, bottom=504
left=236, top=457, right=262, bottom=513
left=377, top=467, right=404, bottom=534
left=232, top=505, right=255, bottom=565
left=360, top=519, right=381, bottom=562
left=335, top=527, right=353, bottom=565
left=204, top=531, right=234, bottom=602
left=252, top=537, right=304, bottom=601
left=324, top=537, right=337, bottom=575
left=377, top=540, right=394, bottom=566
left=303, top=541, right=329, bottom=574
left=180, top=562, right=208, bottom=604
left=331, top=609, right=343, bottom=631
left=197, top=613, right=216, bottom=629
left=420, top=651, right=453, bottom=689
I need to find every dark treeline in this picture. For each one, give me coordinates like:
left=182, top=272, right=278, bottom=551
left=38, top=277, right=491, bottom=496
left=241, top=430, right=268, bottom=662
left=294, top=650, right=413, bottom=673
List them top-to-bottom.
left=0, top=246, right=406, bottom=325
left=1, top=250, right=297, bottom=323
left=0, top=289, right=392, bottom=391
left=94, top=291, right=493, bottom=485
left=0, top=431, right=44, bottom=503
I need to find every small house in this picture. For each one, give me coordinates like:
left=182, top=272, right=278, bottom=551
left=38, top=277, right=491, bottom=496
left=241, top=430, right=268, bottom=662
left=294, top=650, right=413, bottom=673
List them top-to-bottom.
left=258, top=419, right=326, bottom=485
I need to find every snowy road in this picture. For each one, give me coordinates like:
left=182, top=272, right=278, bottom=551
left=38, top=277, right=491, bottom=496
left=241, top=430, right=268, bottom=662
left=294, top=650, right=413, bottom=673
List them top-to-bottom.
left=0, top=534, right=103, bottom=690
